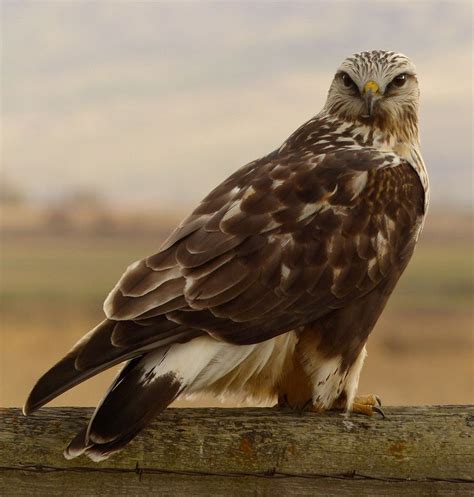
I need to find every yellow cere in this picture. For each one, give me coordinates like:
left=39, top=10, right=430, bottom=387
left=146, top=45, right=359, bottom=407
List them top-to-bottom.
left=363, top=80, right=380, bottom=94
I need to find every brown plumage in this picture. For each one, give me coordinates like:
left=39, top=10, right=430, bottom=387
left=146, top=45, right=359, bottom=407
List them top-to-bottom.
left=25, top=50, right=428, bottom=461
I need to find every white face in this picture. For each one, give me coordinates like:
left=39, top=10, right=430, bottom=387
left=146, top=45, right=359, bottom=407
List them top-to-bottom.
left=325, top=50, right=420, bottom=130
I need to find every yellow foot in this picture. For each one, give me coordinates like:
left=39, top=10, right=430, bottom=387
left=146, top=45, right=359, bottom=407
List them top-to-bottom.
left=351, top=394, right=385, bottom=417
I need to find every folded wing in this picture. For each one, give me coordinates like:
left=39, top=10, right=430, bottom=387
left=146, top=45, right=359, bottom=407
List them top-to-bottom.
left=25, top=148, right=424, bottom=414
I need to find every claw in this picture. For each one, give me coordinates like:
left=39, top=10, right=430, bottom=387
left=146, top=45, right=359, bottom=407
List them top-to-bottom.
left=351, top=394, right=385, bottom=417
left=300, top=398, right=314, bottom=412
left=373, top=405, right=386, bottom=418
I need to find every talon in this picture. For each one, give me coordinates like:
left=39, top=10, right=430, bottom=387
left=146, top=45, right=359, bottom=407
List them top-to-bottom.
left=351, top=394, right=384, bottom=416
left=301, top=398, right=313, bottom=412
left=373, top=405, right=386, bottom=418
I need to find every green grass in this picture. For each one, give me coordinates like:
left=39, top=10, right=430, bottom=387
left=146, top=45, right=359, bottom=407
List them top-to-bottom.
left=1, top=234, right=472, bottom=311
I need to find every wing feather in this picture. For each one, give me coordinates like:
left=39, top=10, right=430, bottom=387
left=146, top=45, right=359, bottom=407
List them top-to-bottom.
left=26, top=147, right=425, bottom=413
left=104, top=149, right=424, bottom=350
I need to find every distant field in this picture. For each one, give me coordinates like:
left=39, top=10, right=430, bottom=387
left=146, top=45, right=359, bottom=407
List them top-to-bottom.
left=1, top=220, right=473, bottom=408
left=1, top=232, right=472, bottom=310
left=1, top=235, right=156, bottom=303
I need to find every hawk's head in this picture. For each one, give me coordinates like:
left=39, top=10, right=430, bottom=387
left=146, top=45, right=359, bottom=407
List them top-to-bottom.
left=324, top=50, right=419, bottom=137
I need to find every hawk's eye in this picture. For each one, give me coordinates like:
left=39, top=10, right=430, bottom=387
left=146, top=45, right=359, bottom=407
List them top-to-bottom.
left=340, top=72, right=357, bottom=90
left=392, top=73, right=407, bottom=87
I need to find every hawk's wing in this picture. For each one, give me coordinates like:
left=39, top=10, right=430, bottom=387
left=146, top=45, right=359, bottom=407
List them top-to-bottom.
left=25, top=147, right=424, bottom=414
left=105, top=147, right=424, bottom=345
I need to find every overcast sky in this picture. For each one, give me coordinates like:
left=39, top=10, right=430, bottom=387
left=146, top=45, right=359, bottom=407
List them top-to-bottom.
left=2, top=1, right=472, bottom=210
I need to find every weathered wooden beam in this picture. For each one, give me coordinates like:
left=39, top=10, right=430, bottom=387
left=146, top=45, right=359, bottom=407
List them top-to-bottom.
left=1, top=406, right=473, bottom=496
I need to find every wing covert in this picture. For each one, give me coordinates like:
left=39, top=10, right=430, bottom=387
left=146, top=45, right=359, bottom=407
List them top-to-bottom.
left=104, top=148, right=424, bottom=346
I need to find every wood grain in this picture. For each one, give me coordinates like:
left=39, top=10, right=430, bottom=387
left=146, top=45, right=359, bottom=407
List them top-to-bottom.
left=1, top=406, right=473, bottom=496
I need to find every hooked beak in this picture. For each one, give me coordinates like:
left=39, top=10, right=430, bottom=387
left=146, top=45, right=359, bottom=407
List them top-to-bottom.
left=361, top=80, right=380, bottom=118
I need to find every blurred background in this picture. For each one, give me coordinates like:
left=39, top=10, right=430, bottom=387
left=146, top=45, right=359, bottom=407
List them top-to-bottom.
left=1, top=1, right=472, bottom=408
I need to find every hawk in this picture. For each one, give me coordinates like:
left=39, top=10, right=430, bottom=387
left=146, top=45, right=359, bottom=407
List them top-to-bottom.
left=25, top=50, right=429, bottom=461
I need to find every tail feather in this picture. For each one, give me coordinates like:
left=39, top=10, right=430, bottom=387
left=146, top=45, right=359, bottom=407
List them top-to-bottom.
left=23, top=319, right=198, bottom=415
left=24, top=320, right=115, bottom=415
left=28, top=330, right=229, bottom=461
left=64, top=336, right=228, bottom=461
left=64, top=350, right=182, bottom=461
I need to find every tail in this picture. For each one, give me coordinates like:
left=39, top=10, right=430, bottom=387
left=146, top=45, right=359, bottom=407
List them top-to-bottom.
left=25, top=317, right=253, bottom=461
left=24, top=318, right=198, bottom=415
left=64, top=335, right=229, bottom=461
left=64, top=350, right=182, bottom=461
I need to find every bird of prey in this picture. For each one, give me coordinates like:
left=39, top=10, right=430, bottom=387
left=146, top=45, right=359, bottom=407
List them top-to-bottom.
left=25, top=50, right=429, bottom=461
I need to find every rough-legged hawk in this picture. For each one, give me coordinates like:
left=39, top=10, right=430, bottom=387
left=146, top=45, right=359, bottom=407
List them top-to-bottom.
left=25, top=50, right=429, bottom=461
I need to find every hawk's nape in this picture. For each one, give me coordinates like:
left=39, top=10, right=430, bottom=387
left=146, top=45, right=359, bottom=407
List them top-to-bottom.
left=24, top=50, right=428, bottom=462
